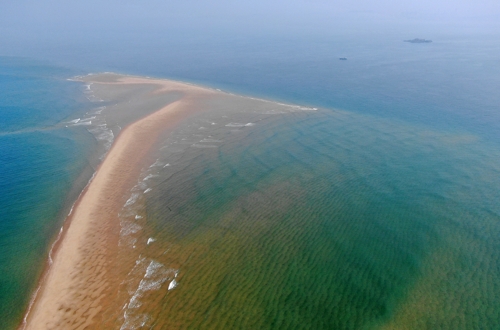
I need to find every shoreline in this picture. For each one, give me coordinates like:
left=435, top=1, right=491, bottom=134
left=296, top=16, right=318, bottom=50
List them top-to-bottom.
left=21, top=74, right=217, bottom=329
left=20, top=170, right=95, bottom=329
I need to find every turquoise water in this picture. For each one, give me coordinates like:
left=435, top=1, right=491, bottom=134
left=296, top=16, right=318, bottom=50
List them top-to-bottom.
left=1, top=32, right=500, bottom=329
left=0, top=58, right=95, bottom=329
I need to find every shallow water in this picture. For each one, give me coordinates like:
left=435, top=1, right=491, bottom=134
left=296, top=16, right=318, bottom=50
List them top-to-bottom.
left=2, top=31, right=500, bottom=329
left=112, top=105, right=500, bottom=329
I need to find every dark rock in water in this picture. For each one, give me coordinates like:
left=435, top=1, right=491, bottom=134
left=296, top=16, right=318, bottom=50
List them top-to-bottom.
left=404, top=38, right=432, bottom=43
left=339, top=57, right=347, bottom=60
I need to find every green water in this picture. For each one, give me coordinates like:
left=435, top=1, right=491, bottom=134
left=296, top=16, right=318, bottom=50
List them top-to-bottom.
left=3, top=31, right=500, bottom=329
left=117, top=107, right=500, bottom=329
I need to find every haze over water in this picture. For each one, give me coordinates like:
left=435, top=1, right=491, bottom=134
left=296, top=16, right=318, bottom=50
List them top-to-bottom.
left=1, top=1, right=500, bottom=329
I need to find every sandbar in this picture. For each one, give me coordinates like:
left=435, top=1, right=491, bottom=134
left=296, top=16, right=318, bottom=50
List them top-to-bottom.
left=22, top=74, right=217, bottom=329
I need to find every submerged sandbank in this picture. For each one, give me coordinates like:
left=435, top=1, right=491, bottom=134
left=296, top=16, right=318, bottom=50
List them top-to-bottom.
left=22, top=73, right=311, bottom=329
left=22, top=74, right=219, bottom=329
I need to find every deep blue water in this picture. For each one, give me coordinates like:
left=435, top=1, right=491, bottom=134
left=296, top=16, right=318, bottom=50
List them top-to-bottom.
left=1, top=31, right=500, bottom=328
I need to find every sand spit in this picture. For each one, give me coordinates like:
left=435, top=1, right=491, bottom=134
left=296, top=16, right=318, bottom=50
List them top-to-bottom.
left=21, top=73, right=314, bottom=329
left=22, top=74, right=217, bottom=330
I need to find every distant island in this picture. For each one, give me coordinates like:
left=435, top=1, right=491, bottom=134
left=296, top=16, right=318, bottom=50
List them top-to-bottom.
left=404, top=38, right=432, bottom=43
left=339, top=57, right=347, bottom=60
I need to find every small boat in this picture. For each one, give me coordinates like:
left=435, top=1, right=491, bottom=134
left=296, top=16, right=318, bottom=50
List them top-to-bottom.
left=339, top=57, right=347, bottom=60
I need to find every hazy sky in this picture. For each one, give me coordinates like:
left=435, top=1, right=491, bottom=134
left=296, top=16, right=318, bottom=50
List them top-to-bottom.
left=1, top=0, right=499, bottom=62
left=2, top=0, right=499, bottom=35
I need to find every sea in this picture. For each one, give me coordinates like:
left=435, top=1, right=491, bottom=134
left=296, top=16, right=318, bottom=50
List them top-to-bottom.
left=1, top=31, right=500, bottom=329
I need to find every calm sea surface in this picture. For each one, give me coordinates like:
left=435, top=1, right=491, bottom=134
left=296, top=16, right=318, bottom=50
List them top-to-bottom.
left=1, top=32, right=500, bottom=329
left=0, top=57, right=96, bottom=329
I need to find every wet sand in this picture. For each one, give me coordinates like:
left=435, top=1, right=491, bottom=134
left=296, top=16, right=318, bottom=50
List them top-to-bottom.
left=22, top=74, right=217, bottom=329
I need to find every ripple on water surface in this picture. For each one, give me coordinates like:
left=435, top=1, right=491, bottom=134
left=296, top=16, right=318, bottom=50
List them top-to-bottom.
left=106, top=102, right=500, bottom=329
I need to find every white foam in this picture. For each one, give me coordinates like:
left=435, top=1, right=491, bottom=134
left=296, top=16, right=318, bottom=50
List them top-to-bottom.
left=283, top=104, right=319, bottom=111
left=77, top=108, right=114, bottom=158
left=263, top=110, right=286, bottom=115
left=80, top=116, right=96, bottom=122
left=70, top=121, right=92, bottom=126
left=225, top=122, right=255, bottom=127
left=88, top=126, right=114, bottom=150
left=192, top=144, right=218, bottom=148
left=149, top=159, right=164, bottom=168
left=143, top=174, right=157, bottom=181
left=135, top=181, right=147, bottom=191
left=144, top=188, right=152, bottom=193
left=125, top=193, right=140, bottom=207
left=135, top=215, right=143, bottom=220
left=120, top=222, right=142, bottom=236
left=48, top=227, right=63, bottom=265
left=147, top=238, right=156, bottom=245
left=124, top=260, right=178, bottom=309
left=139, top=260, right=174, bottom=287
left=145, top=261, right=163, bottom=278
left=138, top=276, right=163, bottom=291
left=168, top=279, right=177, bottom=290
left=128, top=295, right=142, bottom=309
left=120, top=313, right=150, bottom=330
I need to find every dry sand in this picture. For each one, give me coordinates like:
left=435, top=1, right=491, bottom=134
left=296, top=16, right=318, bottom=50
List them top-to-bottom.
left=22, top=74, right=217, bottom=330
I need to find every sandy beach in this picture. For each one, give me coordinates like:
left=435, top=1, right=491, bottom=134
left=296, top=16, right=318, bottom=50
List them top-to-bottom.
left=21, top=72, right=305, bottom=330
left=22, top=74, right=217, bottom=329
